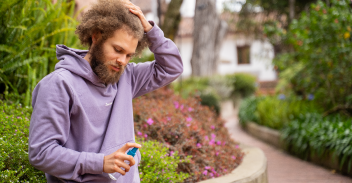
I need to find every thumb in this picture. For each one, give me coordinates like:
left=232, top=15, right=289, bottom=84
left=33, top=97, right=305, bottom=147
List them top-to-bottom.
left=118, top=142, right=142, bottom=153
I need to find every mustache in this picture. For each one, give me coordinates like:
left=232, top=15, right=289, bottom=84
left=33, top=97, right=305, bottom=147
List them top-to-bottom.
left=105, top=60, right=124, bottom=69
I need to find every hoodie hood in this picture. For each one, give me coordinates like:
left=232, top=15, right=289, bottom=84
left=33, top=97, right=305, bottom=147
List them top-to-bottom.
left=55, top=44, right=104, bottom=87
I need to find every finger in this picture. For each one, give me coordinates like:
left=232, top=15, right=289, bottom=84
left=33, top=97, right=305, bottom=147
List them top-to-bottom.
left=118, top=143, right=141, bottom=153
left=115, top=159, right=131, bottom=173
left=113, top=165, right=127, bottom=175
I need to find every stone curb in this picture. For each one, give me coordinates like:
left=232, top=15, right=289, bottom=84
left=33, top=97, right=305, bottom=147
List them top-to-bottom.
left=197, top=144, right=268, bottom=183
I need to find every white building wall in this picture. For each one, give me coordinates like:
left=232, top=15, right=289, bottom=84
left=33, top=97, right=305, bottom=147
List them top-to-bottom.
left=175, top=35, right=277, bottom=81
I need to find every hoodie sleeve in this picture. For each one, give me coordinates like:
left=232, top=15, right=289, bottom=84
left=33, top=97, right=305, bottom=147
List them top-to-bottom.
left=131, top=22, right=183, bottom=98
left=28, top=72, right=104, bottom=181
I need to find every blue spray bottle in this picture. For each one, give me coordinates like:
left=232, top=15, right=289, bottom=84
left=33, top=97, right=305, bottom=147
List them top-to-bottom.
left=108, top=147, right=139, bottom=181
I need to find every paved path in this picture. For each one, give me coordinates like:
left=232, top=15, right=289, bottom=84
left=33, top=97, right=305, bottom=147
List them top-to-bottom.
left=221, top=101, right=352, bottom=183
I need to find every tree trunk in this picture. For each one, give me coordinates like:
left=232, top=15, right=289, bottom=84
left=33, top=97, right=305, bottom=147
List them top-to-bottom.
left=157, top=0, right=162, bottom=27
left=161, top=0, right=183, bottom=41
left=190, top=0, right=227, bottom=76
left=289, top=0, right=295, bottom=21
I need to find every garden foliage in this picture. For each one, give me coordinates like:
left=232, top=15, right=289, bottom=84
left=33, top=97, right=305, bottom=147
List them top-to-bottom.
left=0, top=0, right=82, bottom=106
left=266, top=0, right=352, bottom=114
left=226, top=73, right=257, bottom=99
left=133, top=88, right=243, bottom=182
left=239, top=95, right=322, bottom=129
left=0, top=100, right=46, bottom=182
left=282, top=113, right=352, bottom=172
left=137, top=139, right=191, bottom=182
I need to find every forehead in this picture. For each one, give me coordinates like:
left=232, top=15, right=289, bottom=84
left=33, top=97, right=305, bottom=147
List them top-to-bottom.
left=106, top=28, right=139, bottom=53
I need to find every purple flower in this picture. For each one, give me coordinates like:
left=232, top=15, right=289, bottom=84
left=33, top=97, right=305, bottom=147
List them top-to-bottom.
left=278, top=94, right=286, bottom=100
left=308, top=94, right=314, bottom=100
left=174, top=101, right=179, bottom=109
left=180, top=105, right=184, bottom=110
left=188, top=107, right=193, bottom=112
left=167, top=117, right=171, bottom=121
left=186, top=117, right=192, bottom=122
left=146, top=118, right=154, bottom=125
left=186, top=123, right=191, bottom=127
left=211, top=125, right=215, bottom=130
left=137, top=131, right=142, bottom=136
left=211, top=133, right=216, bottom=140
left=144, top=134, right=148, bottom=138
left=204, top=136, right=209, bottom=141
left=209, top=140, right=215, bottom=146
left=216, top=141, right=221, bottom=145
left=197, top=143, right=202, bottom=148
left=235, top=145, right=239, bottom=149
left=169, top=151, right=174, bottom=156
left=216, top=151, right=219, bottom=156
left=232, top=156, right=236, bottom=160
left=205, top=166, right=211, bottom=170
left=202, top=170, right=208, bottom=175
left=210, top=173, right=214, bottom=177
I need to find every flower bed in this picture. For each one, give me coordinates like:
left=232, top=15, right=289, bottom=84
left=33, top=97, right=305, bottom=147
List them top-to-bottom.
left=133, top=87, right=243, bottom=182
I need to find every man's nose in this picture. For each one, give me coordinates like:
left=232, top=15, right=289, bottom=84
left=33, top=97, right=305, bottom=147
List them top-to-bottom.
left=116, top=55, right=128, bottom=66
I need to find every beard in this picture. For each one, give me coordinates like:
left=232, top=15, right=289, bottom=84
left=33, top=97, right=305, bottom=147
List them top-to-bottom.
left=89, top=41, right=126, bottom=85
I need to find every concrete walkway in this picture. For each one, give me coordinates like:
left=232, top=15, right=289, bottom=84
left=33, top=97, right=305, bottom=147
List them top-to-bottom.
left=221, top=101, right=352, bottom=183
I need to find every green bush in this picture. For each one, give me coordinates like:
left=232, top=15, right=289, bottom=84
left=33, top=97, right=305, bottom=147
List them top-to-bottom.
left=0, top=0, right=82, bottom=106
left=268, top=0, right=352, bottom=113
left=227, top=73, right=257, bottom=99
left=172, top=77, right=210, bottom=99
left=200, top=93, right=221, bottom=116
left=256, top=96, right=322, bottom=130
left=238, top=97, right=262, bottom=126
left=0, top=100, right=46, bottom=182
left=282, top=113, right=352, bottom=172
left=137, top=139, right=191, bottom=182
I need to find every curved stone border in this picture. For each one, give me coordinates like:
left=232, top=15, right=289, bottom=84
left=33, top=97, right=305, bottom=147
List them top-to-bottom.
left=197, top=144, right=268, bottom=183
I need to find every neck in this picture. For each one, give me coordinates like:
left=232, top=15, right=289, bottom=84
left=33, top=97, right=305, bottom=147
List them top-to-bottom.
left=84, top=52, right=92, bottom=64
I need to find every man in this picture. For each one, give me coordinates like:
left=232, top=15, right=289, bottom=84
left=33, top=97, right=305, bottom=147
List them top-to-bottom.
left=28, top=0, right=183, bottom=182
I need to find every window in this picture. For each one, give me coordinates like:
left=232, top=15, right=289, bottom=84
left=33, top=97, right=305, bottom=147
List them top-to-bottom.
left=237, top=46, right=250, bottom=64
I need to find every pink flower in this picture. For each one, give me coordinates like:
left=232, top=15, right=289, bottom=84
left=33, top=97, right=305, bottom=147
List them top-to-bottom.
left=173, top=101, right=179, bottom=109
left=180, top=105, right=184, bottom=110
left=188, top=107, right=193, bottom=112
left=167, top=117, right=171, bottom=121
left=186, top=117, right=192, bottom=122
left=146, top=118, right=154, bottom=125
left=186, top=123, right=191, bottom=127
left=211, top=125, right=215, bottom=130
left=137, top=131, right=142, bottom=136
left=211, top=133, right=216, bottom=140
left=144, top=134, right=148, bottom=138
left=204, top=136, right=209, bottom=141
left=209, top=141, right=214, bottom=146
left=217, top=141, right=221, bottom=145
left=223, top=141, right=227, bottom=146
left=197, top=143, right=202, bottom=148
left=235, top=145, right=239, bottom=149
left=169, top=151, right=174, bottom=156
left=216, top=151, right=219, bottom=156
left=231, top=156, right=236, bottom=160
left=205, top=166, right=211, bottom=170
left=202, top=170, right=208, bottom=175
left=210, top=173, right=214, bottom=177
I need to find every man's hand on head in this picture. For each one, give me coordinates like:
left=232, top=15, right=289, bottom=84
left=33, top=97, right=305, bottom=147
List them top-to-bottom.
left=122, top=0, right=153, bottom=33
left=103, top=143, right=142, bottom=175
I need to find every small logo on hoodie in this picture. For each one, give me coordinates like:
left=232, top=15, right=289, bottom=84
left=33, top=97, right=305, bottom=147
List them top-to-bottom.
left=105, top=102, right=113, bottom=106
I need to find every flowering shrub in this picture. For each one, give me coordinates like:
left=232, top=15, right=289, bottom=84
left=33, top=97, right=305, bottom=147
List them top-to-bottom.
left=133, top=87, right=243, bottom=182
left=0, top=100, right=46, bottom=182
left=137, top=138, right=191, bottom=182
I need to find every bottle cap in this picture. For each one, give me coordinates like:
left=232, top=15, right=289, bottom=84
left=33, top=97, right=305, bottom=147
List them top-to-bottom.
left=127, top=147, right=138, bottom=157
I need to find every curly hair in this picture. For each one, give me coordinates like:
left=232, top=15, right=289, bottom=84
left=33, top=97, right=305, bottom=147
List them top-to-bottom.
left=75, top=0, right=150, bottom=55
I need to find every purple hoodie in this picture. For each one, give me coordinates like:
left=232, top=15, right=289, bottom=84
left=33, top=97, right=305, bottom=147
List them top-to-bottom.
left=28, top=24, right=183, bottom=183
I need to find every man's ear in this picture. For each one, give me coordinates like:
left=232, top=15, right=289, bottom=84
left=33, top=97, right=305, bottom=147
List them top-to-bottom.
left=91, top=31, right=102, bottom=44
